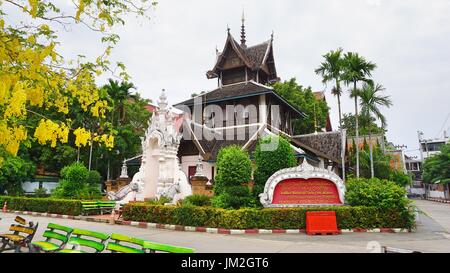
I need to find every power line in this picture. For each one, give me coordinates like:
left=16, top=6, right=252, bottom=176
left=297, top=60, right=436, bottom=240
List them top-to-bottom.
left=435, top=111, right=450, bottom=138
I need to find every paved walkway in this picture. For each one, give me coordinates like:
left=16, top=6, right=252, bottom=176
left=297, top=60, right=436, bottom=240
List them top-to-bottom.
left=414, top=199, right=450, bottom=233
left=1, top=200, right=450, bottom=253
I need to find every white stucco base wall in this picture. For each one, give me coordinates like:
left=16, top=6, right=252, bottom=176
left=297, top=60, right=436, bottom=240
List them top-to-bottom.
left=22, top=182, right=59, bottom=194
left=409, top=187, right=425, bottom=195
left=428, top=190, right=446, bottom=199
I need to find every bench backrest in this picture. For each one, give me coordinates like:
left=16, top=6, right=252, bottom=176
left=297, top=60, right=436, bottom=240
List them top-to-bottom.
left=81, top=201, right=98, bottom=208
left=97, top=201, right=116, bottom=208
left=14, top=216, right=27, bottom=225
left=9, top=223, right=39, bottom=242
left=42, top=223, right=73, bottom=244
left=10, top=224, right=35, bottom=235
left=66, top=228, right=110, bottom=253
left=106, top=233, right=145, bottom=253
left=143, top=241, right=195, bottom=253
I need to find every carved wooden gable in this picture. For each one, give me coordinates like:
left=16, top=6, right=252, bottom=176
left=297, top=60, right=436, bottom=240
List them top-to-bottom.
left=221, top=47, right=245, bottom=70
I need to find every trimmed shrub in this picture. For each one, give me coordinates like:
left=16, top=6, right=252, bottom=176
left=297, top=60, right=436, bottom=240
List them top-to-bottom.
left=253, top=136, right=297, bottom=197
left=213, top=145, right=253, bottom=209
left=52, top=162, right=102, bottom=200
left=87, top=170, right=102, bottom=185
left=389, top=170, right=413, bottom=187
left=345, top=177, right=409, bottom=210
left=33, top=188, right=49, bottom=198
left=183, top=194, right=211, bottom=207
left=0, top=196, right=83, bottom=215
left=123, top=203, right=415, bottom=230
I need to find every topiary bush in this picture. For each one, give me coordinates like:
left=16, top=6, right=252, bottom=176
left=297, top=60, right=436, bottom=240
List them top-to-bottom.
left=253, top=136, right=297, bottom=198
left=212, top=145, right=253, bottom=209
left=52, top=162, right=102, bottom=200
left=87, top=170, right=102, bottom=185
left=345, top=177, right=410, bottom=210
left=33, top=187, right=49, bottom=198
left=183, top=194, right=211, bottom=207
left=0, top=196, right=83, bottom=215
left=123, top=203, right=415, bottom=230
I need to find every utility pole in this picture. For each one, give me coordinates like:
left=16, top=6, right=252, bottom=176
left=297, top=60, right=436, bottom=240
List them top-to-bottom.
left=417, top=131, right=424, bottom=161
left=88, top=140, right=93, bottom=171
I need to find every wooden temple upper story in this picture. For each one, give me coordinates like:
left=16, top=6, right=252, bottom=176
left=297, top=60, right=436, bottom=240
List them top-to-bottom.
left=206, top=30, right=279, bottom=87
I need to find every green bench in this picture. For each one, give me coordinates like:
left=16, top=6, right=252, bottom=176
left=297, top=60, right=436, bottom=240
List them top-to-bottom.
left=81, top=201, right=116, bottom=215
left=97, top=201, right=116, bottom=215
left=31, top=223, right=73, bottom=253
left=27, top=225, right=195, bottom=253
left=59, top=228, right=110, bottom=253
left=106, top=233, right=195, bottom=253
left=106, top=233, right=146, bottom=253
left=143, top=240, right=195, bottom=253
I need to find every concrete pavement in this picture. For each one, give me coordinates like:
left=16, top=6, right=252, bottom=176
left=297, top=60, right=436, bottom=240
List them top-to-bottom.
left=0, top=199, right=449, bottom=253
left=414, top=199, right=450, bottom=233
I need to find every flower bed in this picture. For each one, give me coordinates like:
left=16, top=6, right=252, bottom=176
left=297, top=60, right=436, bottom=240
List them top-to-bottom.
left=0, top=196, right=83, bottom=216
left=123, top=203, right=415, bottom=230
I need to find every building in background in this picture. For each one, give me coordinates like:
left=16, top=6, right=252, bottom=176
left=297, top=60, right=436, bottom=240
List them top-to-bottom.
left=173, top=18, right=346, bottom=184
left=418, top=131, right=450, bottom=200
left=418, top=131, right=449, bottom=161
left=404, top=155, right=425, bottom=197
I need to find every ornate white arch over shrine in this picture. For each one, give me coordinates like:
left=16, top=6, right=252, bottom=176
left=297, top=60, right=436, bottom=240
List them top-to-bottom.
left=259, top=159, right=346, bottom=208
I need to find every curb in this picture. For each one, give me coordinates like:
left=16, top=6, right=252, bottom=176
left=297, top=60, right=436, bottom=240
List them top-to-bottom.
left=424, top=198, right=450, bottom=204
left=5, top=210, right=412, bottom=235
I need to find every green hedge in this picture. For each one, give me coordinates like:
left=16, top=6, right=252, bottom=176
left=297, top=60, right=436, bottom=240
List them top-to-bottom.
left=0, top=196, right=83, bottom=216
left=123, top=203, right=415, bottom=230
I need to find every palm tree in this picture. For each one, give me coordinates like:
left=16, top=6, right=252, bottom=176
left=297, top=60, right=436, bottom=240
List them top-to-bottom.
left=315, top=48, right=345, bottom=127
left=342, top=52, right=377, bottom=178
left=102, top=79, right=135, bottom=180
left=103, top=79, right=136, bottom=126
left=117, top=81, right=136, bottom=123
left=358, top=82, right=392, bottom=178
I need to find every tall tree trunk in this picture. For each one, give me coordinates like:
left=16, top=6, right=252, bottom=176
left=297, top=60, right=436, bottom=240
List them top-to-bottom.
left=336, top=80, right=342, bottom=128
left=354, top=81, right=360, bottom=178
left=337, top=94, right=342, bottom=128
left=368, top=126, right=374, bottom=178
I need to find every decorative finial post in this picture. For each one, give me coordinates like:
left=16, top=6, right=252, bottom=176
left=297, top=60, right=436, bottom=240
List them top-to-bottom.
left=240, top=10, right=247, bottom=48
left=227, top=24, right=230, bottom=34
left=271, top=30, right=274, bottom=41
left=158, top=88, right=168, bottom=110
left=194, top=155, right=204, bottom=177
left=120, top=160, right=128, bottom=178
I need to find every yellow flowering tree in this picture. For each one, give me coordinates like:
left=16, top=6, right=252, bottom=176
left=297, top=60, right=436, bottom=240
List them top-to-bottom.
left=0, top=0, right=157, bottom=164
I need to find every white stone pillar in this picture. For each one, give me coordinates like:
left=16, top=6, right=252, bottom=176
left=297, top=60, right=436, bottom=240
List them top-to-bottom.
left=259, top=94, right=267, bottom=124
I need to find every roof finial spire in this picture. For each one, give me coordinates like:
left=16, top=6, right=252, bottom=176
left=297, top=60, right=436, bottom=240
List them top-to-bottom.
left=240, top=9, right=247, bottom=48
left=227, top=24, right=230, bottom=34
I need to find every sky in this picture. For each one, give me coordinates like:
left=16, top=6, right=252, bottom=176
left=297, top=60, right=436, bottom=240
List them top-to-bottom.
left=5, top=0, right=450, bottom=158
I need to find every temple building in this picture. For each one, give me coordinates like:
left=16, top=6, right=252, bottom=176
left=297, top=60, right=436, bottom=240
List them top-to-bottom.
left=173, top=17, right=346, bottom=184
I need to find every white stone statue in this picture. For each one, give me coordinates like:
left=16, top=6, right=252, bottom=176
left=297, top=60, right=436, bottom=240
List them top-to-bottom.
left=108, top=89, right=192, bottom=204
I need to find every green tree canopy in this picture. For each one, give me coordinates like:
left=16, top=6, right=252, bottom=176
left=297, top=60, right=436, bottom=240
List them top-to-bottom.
left=272, top=78, right=329, bottom=134
left=340, top=113, right=385, bottom=137
left=253, top=136, right=297, bottom=197
left=423, top=143, right=450, bottom=184
left=212, top=145, right=253, bottom=209
left=0, top=153, right=35, bottom=196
